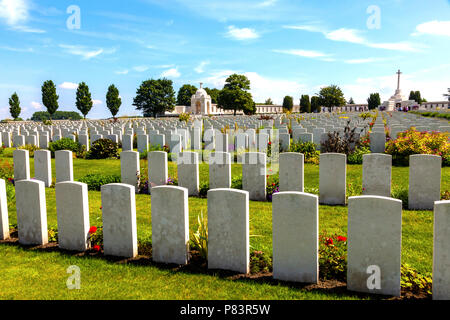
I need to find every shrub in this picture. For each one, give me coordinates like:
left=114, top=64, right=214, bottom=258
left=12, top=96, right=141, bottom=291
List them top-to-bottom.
left=179, top=112, right=191, bottom=123
left=321, top=121, right=365, bottom=155
left=385, top=129, right=450, bottom=166
left=49, top=138, right=83, bottom=157
left=86, top=139, right=119, bottom=159
left=289, top=141, right=320, bottom=164
left=18, top=144, right=40, bottom=157
left=347, top=146, right=371, bottom=164
left=0, top=160, right=15, bottom=203
left=78, top=173, right=121, bottom=191
left=231, top=175, right=243, bottom=189
left=266, top=175, right=279, bottom=202
left=199, top=181, right=209, bottom=198
left=391, top=186, right=409, bottom=209
left=88, top=225, right=103, bottom=252
left=319, top=233, right=348, bottom=281
left=401, top=264, right=432, bottom=295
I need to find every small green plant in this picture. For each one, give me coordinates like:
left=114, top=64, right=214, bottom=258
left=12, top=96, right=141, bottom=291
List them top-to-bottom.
left=179, top=112, right=191, bottom=123
left=49, top=138, right=83, bottom=157
left=86, top=139, right=119, bottom=159
left=289, top=141, right=320, bottom=164
left=18, top=144, right=40, bottom=157
left=347, top=146, right=370, bottom=164
left=78, top=173, right=121, bottom=191
left=231, top=175, right=243, bottom=189
left=199, top=181, right=209, bottom=198
left=391, top=186, right=409, bottom=209
left=190, top=212, right=208, bottom=260
left=88, top=225, right=103, bottom=252
left=48, top=227, right=58, bottom=242
left=319, top=232, right=348, bottom=281
left=250, top=250, right=273, bottom=274
left=401, top=264, right=432, bottom=296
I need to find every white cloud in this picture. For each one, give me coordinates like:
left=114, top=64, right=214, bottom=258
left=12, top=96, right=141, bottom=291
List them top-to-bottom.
left=0, top=0, right=28, bottom=25
left=258, top=0, right=277, bottom=7
left=413, top=20, right=450, bottom=37
left=10, top=25, right=45, bottom=33
left=226, top=25, right=259, bottom=40
left=286, top=25, right=421, bottom=52
left=325, top=28, right=365, bottom=44
left=59, top=44, right=116, bottom=60
left=0, top=45, right=33, bottom=52
left=272, top=49, right=330, bottom=59
left=344, top=58, right=383, bottom=64
left=194, top=61, right=210, bottom=73
left=133, top=65, right=149, bottom=72
left=161, top=67, right=181, bottom=78
left=115, top=69, right=129, bottom=75
left=202, top=70, right=307, bottom=104
left=58, top=82, right=78, bottom=90
left=92, top=100, right=102, bottom=105
left=31, top=101, right=42, bottom=110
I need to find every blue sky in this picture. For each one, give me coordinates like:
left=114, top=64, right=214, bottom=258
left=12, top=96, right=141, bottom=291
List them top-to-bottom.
left=0, top=0, right=449, bottom=119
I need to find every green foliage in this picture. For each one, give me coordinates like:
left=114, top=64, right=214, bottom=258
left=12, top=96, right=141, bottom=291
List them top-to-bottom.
left=217, top=74, right=254, bottom=115
left=133, top=78, right=176, bottom=117
left=41, top=80, right=59, bottom=118
left=76, top=82, right=93, bottom=119
left=106, top=84, right=121, bottom=118
left=177, top=84, right=197, bottom=106
left=318, top=85, right=346, bottom=111
left=204, top=87, right=220, bottom=104
left=409, top=90, right=424, bottom=104
left=9, top=92, right=21, bottom=120
left=367, top=93, right=381, bottom=110
left=300, top=94, right=311, bottom=113
left=282, top=96, right=293, bottom=112
left=310, top=96, right=320, bottom=113
left=348, top=97, right=355, bottom=104
left=264, top=98, right=273, bottom=105
left=31, top=111, right=83, bottom=121
left=410, top=111, right=450, bottom=120
left=178, top=112, right=190, bottom=123
left=321, top=121, right=364, bottom=155
left=385, top=129, right=449, bottom=166
left=49, top=138, right=83, bottom=157
left=86, top=139, right=119, bottom=159
left=289, top=141, right=320, bottom=164
left=18, top=144, right=40, bottom=157
left=347, top=146, right=371, bottom=164
left=0, top=160, right=15, bottom=203
left=78, top=173, right=121, bottom=191
left=231, top=175, right=243, bottom=189
left=266, top=176, right=279, bottom=202
left=391, top=186, right=409, bottom=209
left=190, top=212, right=208, bottom=260
left=88, top=226, right=104, bottom=250
left=48, top=227, right=58, bottom=243
left=319, top=233, right=348, bottom=281
left=250, top=250, right=272, bottom=274
left=401, top=264, right=432, bottom=295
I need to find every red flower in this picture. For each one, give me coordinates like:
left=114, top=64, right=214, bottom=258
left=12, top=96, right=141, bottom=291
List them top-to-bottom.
left=268, top=141, right=271, bottom=145
left=100, top=206, right=102, bottom=210
left=89, top=226, right=97, bottom=234
left=337, top=236, right=347, bottom=242
left=325, top=238, right=333, bottom=246
left=93, top=245, right=101, bottom=252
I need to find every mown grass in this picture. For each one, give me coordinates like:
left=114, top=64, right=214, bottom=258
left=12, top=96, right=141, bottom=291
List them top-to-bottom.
left=0, top=151, right=448, bottom=299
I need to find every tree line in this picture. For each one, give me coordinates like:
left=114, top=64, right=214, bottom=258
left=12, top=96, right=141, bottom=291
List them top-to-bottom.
left=5, top=75, right=434, bottom=121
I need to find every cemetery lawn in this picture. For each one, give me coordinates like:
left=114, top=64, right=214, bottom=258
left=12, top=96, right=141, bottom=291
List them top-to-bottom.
left=1, top=155, right=448, bottom=299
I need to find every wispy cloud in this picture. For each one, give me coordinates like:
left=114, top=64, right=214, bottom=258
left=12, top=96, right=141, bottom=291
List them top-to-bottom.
left=0, top=0, right=28, bottom=25
left=413, top=20, right=450, bottom=37
left=226, top=25, right=259, bottom=40
left=284, top=25, right=421, bottom=52
left=59, top=44, right=116, bottom=60
left=0, top=45, right=33, bottom=52
left=272, top=49, right=330, bottom=59
left=344, top=57, right=384, bottom=64
left=195, top=61, right=210, bottom=73
left=133, top=65, right=149, bottom=72
left=161, top=67, right=181, bottom=78
left=115, top=69, right=129, bottom=75
left=58, top=82, right=78, bottom=90
left=92, top=99, right=102, bottom=105
left=31, top=101, right=42, bottom=110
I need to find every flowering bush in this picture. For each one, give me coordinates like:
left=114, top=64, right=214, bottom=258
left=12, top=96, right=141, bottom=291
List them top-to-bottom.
left=385, top=129, right=450, bottom=166
left=289, top=141, right=320, bottom=164
left=19, top=144, right=40, bottom=157
left=266, top=176, right=279, bottom=202
left=88, top=225, right=103, bottom=251
left=319, top=233, right=348, bottom=281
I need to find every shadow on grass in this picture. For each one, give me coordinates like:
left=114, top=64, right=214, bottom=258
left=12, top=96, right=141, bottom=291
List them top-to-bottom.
left=0, top=238, right=428, bottom=300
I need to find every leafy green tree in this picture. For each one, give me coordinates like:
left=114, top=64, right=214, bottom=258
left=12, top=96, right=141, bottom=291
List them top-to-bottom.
left=217, top=74, right=254, bottom=115
left=133, top=78, right=176, bottom=117
left=41, top=80, right=59, bottom=119
left=76, top=82, right=93, bottom=119
left=106, top=84, right=122, bottom=118
left=177, top=84, right=197, bottom=106
left=317, top=85, right=346, bottom=111
left=204, top=87, right=220, bottom=104
left=444, top=88, right=450, bottom=102
left=409, top=90, right=423, bottom=104
left=9, top=92, right=21, bottom=120
left=367, top=93, right=381, bottom=110
left=300, top=94, right=311, bottom=113
left=282, top=96, right=293, bottom=112
left=311, top=96, right=321, bottom=113
left=348, top=97, right=355, bottom=104
left=265, top=98, right=273, bottom=105
left=243, top=101, right=256, bottom=115
left=31, top=111, right=82, bottom=121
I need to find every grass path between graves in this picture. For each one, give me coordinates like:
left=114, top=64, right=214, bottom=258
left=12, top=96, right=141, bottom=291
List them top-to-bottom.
left=0, top=155, right=448, bottom=299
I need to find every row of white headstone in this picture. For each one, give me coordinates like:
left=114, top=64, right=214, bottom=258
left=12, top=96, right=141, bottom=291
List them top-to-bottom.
left=13, top=148, right=443, bottom=209
left=0, top=179, right=449, bottom=299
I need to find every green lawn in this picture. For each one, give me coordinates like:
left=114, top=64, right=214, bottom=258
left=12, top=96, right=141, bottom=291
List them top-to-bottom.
left=0, top=152, right=448, bottom=299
